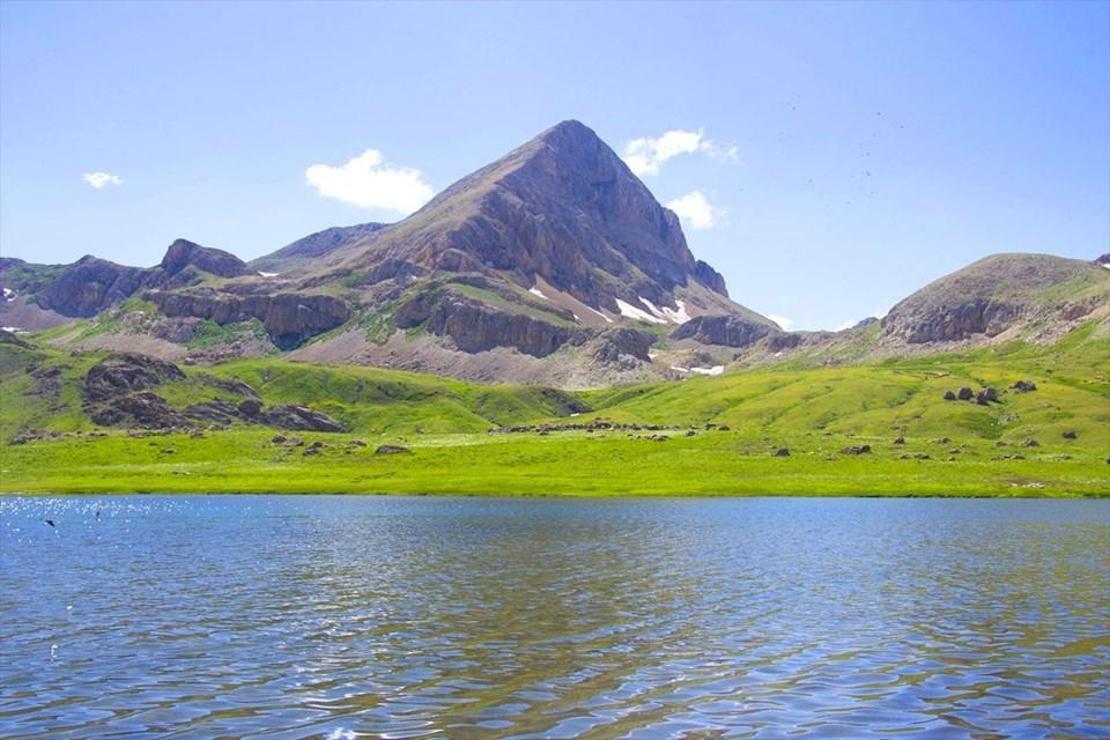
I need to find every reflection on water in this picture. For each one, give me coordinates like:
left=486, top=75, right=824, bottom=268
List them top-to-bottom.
left=1, top=496, right=1107, bottom=737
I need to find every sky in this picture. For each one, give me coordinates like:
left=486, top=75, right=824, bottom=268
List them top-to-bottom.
left=1, top=1, right=1107, bottom=331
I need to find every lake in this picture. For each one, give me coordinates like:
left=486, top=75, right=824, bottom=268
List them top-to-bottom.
left=1, top=496, right=1107, bottom=737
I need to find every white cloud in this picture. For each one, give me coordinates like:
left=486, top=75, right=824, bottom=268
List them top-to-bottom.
left=622, top=129, right=737, bottom=177
left=305, top=149, right=434, bottom=214
left=82, top=172, right=122, bottom=189
left=666, top=190, right=720, bottom=230
left=767, top=314, right=794, bottom=331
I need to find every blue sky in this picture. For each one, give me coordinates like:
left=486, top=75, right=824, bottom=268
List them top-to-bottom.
left=1, top=1, right=1107, bottom=330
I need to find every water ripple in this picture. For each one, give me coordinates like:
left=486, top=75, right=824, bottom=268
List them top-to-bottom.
left=1, top=496, right=1107, bottom=737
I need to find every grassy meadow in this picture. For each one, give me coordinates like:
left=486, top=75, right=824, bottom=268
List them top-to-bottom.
left=1, top=324, right=1107, bottom=497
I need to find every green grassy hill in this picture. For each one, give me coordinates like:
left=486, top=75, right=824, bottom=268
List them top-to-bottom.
left=1, top=322, right=1107, bottom=497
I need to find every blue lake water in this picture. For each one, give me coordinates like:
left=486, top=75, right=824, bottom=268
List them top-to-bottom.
left=1, top=496, right=1107, bottom=738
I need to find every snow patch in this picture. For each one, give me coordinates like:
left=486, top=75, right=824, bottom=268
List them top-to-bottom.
left=258, top=271, right=279, bottom=277
left=528, top=286, right=549, bottom=300
left=2, top=288, right=14, bottom=302
left=616, top=298, right=667, bottom=324
left=661, top=299, right=691, bottom=324
left=583, top=305, right=613, bottom=323
left=2, top=326, right=25, bottom=334
left=671, top=364, right=724, bottom=376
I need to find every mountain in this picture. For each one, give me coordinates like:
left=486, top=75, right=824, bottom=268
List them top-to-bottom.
left=2, top=121, right=1107, bottom=387
left=249, top=222, right=389, bottom=274
left=880, top=253, right=1109, bottom=344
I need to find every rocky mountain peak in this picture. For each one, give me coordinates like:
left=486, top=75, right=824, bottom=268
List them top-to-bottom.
left=161, top=238, right=251, bottom=278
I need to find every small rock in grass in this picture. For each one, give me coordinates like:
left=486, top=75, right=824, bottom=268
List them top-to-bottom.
left=1011, top=380, right=1037, bottom=393
left=957, top=387, right=974, bottom=401
left=943, top=391, right=957, bottom=401
left=717, top=424, right=731, bottom=431
left=685, top=430, right=697, bottom=437
left=1062, top=430, right=1077, bottom=440
left=271, top=434, right=286, bottom=444
left=893, top=437, right=905, bottom=445
left=1022, top=438, right=1040, bottom=448
left=375, top=444, right=411, bottom=455
left=841, top=445, right=871, bottom=455
left=773, top=448, right=790, bottom=457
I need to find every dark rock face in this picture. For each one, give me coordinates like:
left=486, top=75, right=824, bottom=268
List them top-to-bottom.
left=161, top=239, right=251, bottom=279
left=1096, top=254, right=1110, bottom=266
left=36, top=256, right=152, bottom=317
left=693, top=260, right=729, bottom=297
left=145, top=290, right=350, bottom=349
left=398, top=292, right=578, bottom=357
left=885, top=299, right=1022, bottom=343
left=671, top=314, right=777, bottom=348
left=590, top=328, right=654, bottom=364
left=84, top=353, right=186, bottom=402
left=89, top=391, right=189, bottom=428
left=260, top=405, right=345, bottom=432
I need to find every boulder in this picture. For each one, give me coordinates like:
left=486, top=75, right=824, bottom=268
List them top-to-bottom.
left=1011, top=380, right=1037, bottom=393
left=957, top=387, right=974, bottom=401
left=943, top=390, right=957, bottom=401
left=773, top=447, right=790, bottom=457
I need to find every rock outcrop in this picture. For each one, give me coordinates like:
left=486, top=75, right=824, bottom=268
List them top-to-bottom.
left=161, top=239, right=251, bottom=279
left=882, top=253, right=1109, bottom=343
left=36, top=256, right=153, bottom=317
left=145, top=289, right=350, bottom=349
left=396, top=292, right=579, bottom=357
left=671, top=314, right=778, bottom=348
left=83, top=353, right=186, bottom=402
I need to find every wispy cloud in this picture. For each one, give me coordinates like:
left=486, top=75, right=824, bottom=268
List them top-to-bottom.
left=622, top=129, right=737, bottom=177
left=305, top=149, right=434, bottom=214
left=82, top=172, right=122, bottom=189
left=666, top=190, right=720, bottom=230
left=767, top=314, right=794, bottom=331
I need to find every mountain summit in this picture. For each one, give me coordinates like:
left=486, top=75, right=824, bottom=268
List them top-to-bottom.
left=294, top=120, right=734, bottom=319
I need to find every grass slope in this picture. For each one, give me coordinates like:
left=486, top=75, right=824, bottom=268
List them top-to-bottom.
left=1, top=324, right=1107, bottom=497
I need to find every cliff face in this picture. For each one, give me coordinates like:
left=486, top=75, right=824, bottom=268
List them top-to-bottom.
left=145, top=289, right=350, bottom=350
left=396, top=292, right=580, bottom=358
left=671, top=314, right=779, bottom=348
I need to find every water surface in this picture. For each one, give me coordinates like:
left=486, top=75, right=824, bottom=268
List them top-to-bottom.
left=1, top=496, right=1107, bottom=737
